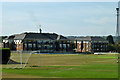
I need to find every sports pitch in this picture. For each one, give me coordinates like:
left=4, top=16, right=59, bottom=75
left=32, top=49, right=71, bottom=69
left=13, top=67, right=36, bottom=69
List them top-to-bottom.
left=2, top=53, right=118, bottom=78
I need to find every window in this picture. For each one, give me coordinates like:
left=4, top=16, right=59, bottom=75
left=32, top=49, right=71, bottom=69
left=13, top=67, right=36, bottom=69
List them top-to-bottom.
left=38, top=41, right=42, bottom=44
left=43, top=41, right=47, bottom=43
left=83, top=41, right=86, bottom=43
left=24, top=43, right=27, bottom=49
left=28, top=43, right=32, bottom=48
left=33, top=43, right=36, bottom=48
left=60, top=44, right=62, bottom=48
left=63, top=44, right=66, bottom=48
left=67, top=44, right=70, bottom=48
left=38, top=45, right=41, bottom=48
left=49, top=45, right=53, bottom=48
left=79, top=45, right=81, bottom=47
left=86, top=45, right=88, bottom=47
left=97, top=48, right=99, bottom=50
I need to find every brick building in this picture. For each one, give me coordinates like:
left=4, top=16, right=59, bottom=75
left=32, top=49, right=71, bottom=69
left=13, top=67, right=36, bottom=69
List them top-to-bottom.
left=2, top=32, right=74, bottom=53
left=2, top=32, right=109, bottom=53
left=69, top=36, right=109, bottom=53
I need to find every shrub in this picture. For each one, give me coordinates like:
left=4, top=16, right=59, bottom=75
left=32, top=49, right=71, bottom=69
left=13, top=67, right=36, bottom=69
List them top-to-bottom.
left=0, top=48, right=11, bottom=64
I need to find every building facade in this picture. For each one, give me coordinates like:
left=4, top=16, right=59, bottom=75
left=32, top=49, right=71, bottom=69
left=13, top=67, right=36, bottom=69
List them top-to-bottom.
left=2, top=32, right=109, bottom=53
left=2, top=32, right=74, bottom=53
left=69, top=36, right=109, bottom=53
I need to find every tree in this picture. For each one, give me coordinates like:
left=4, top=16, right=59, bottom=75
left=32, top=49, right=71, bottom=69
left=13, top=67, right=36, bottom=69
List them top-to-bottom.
left=106, top=35, right=114, bottom=44
left=117, top=41, right=120, bottom=53
left=107, top=44, right=116, bottom=52
left=118, top=45, right=120, bottom=53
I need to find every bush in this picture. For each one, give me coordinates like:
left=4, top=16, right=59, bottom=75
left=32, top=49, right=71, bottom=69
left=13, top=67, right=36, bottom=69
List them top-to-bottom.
left=107, top=44, right=116, bottom=52
left=0, top=48, right=11, bottom=64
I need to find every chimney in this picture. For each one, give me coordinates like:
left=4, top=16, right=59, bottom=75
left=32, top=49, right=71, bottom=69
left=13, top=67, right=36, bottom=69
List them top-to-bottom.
left=116, top=7, right=120, bottom=43
left=116, top=8, right=119, bottom=37
left=38, top=25, right=42, bottom=33
left=39, top=28, right=42, bottom=33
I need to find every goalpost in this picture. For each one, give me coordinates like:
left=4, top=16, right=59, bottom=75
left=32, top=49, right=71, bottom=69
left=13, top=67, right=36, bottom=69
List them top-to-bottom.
left=6, top=50, right=32, bottom=69
left=6, top=50, right=41, bottom=69
left=25, top=50, right=41, bottom=67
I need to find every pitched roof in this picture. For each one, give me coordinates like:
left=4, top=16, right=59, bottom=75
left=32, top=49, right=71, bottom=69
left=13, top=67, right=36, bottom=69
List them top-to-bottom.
left=4, top=32, right=67, bottom=40
left=24, top=33, right=54, bottom=40
left=14, top=34, right=26, bottom=40
left=4, top=36, right=15, bottom=40
left=68, top=36, right=108, bottom=42
left=75, top=36, right=91, bottom=41
left=91, top=37, right=107, bottom=41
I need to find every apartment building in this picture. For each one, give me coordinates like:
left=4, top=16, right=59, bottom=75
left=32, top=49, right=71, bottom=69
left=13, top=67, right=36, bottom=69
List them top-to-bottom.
left=69, top=36, right=109, bottom=53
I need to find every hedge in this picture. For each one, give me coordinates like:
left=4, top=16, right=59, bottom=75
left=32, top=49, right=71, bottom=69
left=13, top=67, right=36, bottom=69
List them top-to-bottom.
left=0, top=48, right=11, bottom=64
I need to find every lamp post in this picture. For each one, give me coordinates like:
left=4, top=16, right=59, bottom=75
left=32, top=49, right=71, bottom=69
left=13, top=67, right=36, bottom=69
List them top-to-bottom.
left=21, top=43, right=23, bottom=68
left=39, top=50, right=40, bottom=66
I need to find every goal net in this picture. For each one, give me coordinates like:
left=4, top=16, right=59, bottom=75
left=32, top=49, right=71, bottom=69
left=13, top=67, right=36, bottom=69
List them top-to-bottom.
left=5, top=51, right=32, bottom=68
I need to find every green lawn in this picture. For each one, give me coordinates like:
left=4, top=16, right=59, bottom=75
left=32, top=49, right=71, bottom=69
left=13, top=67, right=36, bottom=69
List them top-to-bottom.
left=2, top=54, right=118, bottom=78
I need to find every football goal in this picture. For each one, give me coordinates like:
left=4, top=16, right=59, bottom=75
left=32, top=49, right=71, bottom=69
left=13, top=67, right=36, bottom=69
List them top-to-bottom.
left=6, top=51, right=33, bottom=68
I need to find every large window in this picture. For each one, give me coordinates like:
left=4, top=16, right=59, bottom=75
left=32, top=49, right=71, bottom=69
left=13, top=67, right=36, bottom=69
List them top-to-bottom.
left=38, top=41, right=42, bottom=44
left=24, top=43, right=27, bottom=49
left=28, top=43, right=32, bottom=48
left=33, top=43, right=36, bottom=48
left=60, top=44, right=62, bottom=48
left=63, top=44, right=66, bottom=49
left=67, top=44, right=70, bottom=48
left=79, top=45, right=81, bottom=47
left=86, top=45, right=88, bottom=47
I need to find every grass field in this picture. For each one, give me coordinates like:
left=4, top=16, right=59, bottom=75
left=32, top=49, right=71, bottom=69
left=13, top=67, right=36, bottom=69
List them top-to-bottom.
left=2, top=53, right=118, bottom=78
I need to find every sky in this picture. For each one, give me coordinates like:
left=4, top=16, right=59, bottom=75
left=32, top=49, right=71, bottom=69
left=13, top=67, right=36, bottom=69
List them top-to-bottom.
left=0, top=0, right=119, bottom=2
left=1, top=1, right=119, bottom=36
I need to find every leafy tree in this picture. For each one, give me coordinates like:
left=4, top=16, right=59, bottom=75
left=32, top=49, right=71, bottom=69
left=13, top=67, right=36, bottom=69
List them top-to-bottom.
left=106, top=35, right=114, bottom=44
left=118, top=40, right=120, bottom=44
left=117, top=41, right=120, bottom=53
left=107, top=44, right=116, bottom=52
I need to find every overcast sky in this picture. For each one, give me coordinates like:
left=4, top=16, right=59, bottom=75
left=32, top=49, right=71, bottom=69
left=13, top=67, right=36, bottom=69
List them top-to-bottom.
left=1, top=2, right=119, bottom=36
